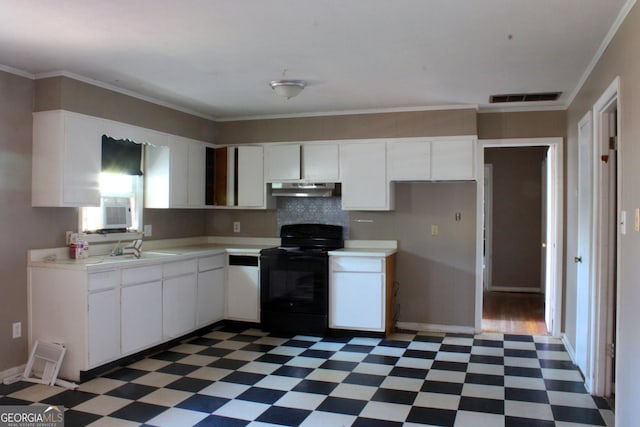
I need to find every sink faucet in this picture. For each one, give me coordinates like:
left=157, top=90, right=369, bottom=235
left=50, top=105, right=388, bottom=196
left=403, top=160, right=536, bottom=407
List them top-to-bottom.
left=110, top=240, right=123, bottom=256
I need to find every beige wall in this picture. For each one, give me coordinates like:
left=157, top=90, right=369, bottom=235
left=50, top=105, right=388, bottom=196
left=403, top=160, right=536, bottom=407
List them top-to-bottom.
left=565, top=3, right=640, bottom=424
left=0, top=72, right=78, bottom=371
left=0, top=74, right=217, bottom=372
left=35, top=77, right=216, bottom=141
left=215, top=108, right=477, bottom=144
left=477, top=111, right=567, bottom=139
left=485, top=147, right=547, bottom=290
left=349, top=183, right=477, bottom=327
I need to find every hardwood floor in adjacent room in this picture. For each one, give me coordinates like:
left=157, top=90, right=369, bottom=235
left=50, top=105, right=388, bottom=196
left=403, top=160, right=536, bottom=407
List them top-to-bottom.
left=482, top=291, right=548, bottom=335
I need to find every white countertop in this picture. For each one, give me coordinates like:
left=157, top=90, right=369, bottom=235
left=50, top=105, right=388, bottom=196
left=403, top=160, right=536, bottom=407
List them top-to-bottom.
left=28, top=237, right=397, bottom=269
left=28, top=237, right=279, bottom=271
left=329, top=240, right=398, bottom=257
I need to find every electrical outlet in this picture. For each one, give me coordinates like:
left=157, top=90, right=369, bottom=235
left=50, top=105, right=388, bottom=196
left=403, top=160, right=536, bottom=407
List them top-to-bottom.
left=233, top=222, right=241, bottom=233
left=143, top=224, right=152, bottom=237
left=431, top=225, right=439, bottom=236
left=65, top=231, right=73, bottom=245
left=12, top=322, right=21, bottom=339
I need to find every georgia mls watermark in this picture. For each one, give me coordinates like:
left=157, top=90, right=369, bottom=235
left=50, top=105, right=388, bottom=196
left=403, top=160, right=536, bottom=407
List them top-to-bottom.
left=0, top=405, right=64, bottom=427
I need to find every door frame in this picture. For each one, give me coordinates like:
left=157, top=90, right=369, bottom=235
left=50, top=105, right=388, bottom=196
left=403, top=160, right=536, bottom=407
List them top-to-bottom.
left=589, top=76, right=620, bottom=397
left=476, top=138, right=564, bottom=336
left=483, top=164, right=493, bottom=290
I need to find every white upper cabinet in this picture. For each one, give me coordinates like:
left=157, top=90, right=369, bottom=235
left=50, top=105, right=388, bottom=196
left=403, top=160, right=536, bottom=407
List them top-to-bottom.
left=32, top=110, right=102, bottom=207
left=145, top=135, right=207, bottom=208
left=431, top=138, right=475, bottom=180
left=387, top=140, right=431, bottom=181
left=340, top=141, right=393, bottom=211
left=264, top=142, right=340, bottom=182
left=302, top=143, right=340, bottom=181
left=264, top=144, right=301, bottom=181
left=237, top=145, right=265, bottom=207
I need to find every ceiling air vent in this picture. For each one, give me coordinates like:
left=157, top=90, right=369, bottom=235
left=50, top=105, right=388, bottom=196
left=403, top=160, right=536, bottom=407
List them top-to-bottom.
left=490, top=92, right=561, bottom=103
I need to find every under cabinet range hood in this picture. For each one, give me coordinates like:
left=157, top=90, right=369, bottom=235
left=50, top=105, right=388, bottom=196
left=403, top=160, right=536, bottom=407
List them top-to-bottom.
left=270, top=182, right=341, bottom=197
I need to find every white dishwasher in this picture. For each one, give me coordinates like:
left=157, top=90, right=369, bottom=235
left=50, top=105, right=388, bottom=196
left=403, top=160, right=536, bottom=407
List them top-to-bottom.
left=226, top=253, right=260, bottom=322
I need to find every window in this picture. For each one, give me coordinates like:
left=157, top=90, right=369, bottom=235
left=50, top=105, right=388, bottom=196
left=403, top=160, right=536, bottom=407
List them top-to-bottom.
left=80, top=136, right=144, bottom=234
left=81, top=173, right=143, bottom=232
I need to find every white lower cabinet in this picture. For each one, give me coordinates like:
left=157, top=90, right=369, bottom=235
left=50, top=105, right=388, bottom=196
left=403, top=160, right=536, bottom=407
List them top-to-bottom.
left=197, top=254, right=226, bottom=327
left=226, top=254, right=260, bottom=322
left=329, top=254, right=396, bottom=334
left=163, top=260, right=197, bottom=339
left=121, top=264, right=163, bottom=354
left=331, top=271, right=384, bottom=330
left=121, top=281, right=163, bottom=354
left=88, top=288, right=120, bottom=367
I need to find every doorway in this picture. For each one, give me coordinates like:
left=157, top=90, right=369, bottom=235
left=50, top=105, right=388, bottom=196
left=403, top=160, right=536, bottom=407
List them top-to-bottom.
left=587, top=77, right=620, bottom=400
left=475, top=138, right=563, bottom=337
left=482, top=146, right=549, bottom=335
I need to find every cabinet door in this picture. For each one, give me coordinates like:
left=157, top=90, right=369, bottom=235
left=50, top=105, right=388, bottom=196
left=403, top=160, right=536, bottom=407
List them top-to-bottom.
left=63, top=114, right=102, bottom=206
left=169, top=137, right=189, bottom=207
left=431, top=139, right=475, bottom=180
left=188, top=141, right=206, bottom=207
left=387, top=141, right=431, bottom=181
left=340, top=142, right=390, bottom=210
left=144, top=144, right=171, bottom=208
left=264, top=144, right=301, bottom=181
left=302, top=144, right=339, bottom=181
left=237, top=146, right=265, bottom=207
left=226, top=265, right=260, bottom=322
left=197, top=267, right=225, bottom=327
left=330, top=272, right=384, bottom=330
left=163, top=273, right=197, bottom=338
left=121, top=281, right=163, bottom=354
left=88, top=288, right=120, bottom=367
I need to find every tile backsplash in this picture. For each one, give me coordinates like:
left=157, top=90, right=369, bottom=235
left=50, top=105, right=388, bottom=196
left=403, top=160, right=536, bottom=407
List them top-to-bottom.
left=276, top=197, right=349, bottom=238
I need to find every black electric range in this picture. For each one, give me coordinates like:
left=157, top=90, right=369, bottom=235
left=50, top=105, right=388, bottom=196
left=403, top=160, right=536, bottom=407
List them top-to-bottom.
left=260, top=224, right=343, bottom=335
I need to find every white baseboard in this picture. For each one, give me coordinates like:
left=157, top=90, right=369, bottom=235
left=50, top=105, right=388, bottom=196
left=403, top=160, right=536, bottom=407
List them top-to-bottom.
left=487, top=286, right=542, bottom=293
left=396, top=321, right=477, bottom=335
left=561, top=333, right=576, bottom=364
left=1, top=364, right=25, bottom=382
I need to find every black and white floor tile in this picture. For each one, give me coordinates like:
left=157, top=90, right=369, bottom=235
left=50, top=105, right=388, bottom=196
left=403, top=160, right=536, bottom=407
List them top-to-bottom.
left=0, top=325, right=614, bottom=426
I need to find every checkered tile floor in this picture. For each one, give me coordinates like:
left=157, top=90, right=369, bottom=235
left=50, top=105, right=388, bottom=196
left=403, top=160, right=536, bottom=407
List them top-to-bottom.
left=0, top=325, right=614, bottom=426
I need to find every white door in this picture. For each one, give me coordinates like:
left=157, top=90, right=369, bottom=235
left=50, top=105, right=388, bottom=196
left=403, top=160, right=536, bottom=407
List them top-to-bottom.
left=576, top=112, right=593, bottom=377
left=226, top=265, right=260, bottom=322
left=197, top=268, right=225, bottom=327
left=163, top=274, right=197, bottom=338
left=121, top=281, right=163, bottom=354
left=88, top=288, right=120, bottom=367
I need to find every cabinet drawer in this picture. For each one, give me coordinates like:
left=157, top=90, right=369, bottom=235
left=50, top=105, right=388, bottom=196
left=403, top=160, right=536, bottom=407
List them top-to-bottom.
left=199, top=254, right=225, bottom=272
left=331, top=257, right=383, bottom=273
left=164, top=259, right=197, bottom=278
left=122, top=264, right=162, bottom=285
left=88, top=269, right=119, bottom=291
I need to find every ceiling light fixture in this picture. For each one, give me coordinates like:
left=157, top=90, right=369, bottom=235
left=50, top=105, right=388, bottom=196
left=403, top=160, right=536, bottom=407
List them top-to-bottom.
left=270, top=80, right=306, bottom=99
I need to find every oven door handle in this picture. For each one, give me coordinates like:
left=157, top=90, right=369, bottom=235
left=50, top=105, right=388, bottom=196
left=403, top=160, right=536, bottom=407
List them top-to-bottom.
left=286, top=254, right=326, bottom=262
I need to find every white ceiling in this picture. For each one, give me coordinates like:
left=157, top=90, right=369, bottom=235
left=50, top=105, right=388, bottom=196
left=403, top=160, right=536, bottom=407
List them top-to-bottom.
left=0, top=0, right=631, bottom=120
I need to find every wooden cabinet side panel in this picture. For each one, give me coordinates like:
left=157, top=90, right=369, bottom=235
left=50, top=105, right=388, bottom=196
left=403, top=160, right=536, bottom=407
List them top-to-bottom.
left=385, top=254, right=397, bottom=335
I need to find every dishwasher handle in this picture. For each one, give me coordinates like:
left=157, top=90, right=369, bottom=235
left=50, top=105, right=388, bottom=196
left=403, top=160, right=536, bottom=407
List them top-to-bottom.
left=228, top=254, right=259, bottom=267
